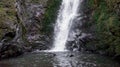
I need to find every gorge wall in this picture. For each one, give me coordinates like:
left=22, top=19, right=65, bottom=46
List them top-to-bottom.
left=0, top=0, right=120, bottom=60
left=0, top=0, right=61, bottom=59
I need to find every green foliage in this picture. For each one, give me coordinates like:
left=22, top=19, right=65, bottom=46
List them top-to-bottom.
left=42, top=0, right=61, bottom=34
left=88, top=0, right=120, bottom=56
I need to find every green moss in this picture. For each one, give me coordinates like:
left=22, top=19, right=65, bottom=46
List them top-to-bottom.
left=0, top=0, right=17, bottom=40
left=0, top=0, right=16, bottom=23
left=42, top=0, right=61, bottom=34
left=87, top=0, right=120, bottom=56
left=0, top=29, right=3, bottom=39
left=115, top=44, right=120, bottom=55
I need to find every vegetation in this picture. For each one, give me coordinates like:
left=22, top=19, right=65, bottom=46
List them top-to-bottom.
left=0, top=0, right=17, bottom=40
left=42, top=0, right=61, bottom=34
left=87, top=0, right=120, bottom=56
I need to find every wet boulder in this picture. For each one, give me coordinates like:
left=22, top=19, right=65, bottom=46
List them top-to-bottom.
left=0, top=42, right=23, bottom=60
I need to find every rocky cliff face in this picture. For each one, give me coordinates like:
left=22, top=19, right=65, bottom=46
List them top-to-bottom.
left=0, top=0, right=61, bottom=59
left=0, top=0, right=120, bottom=60
left=15, top=0, right=48, bottom=47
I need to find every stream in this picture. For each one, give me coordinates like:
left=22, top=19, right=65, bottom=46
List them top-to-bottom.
left=0, top=52, right=120, bottom=67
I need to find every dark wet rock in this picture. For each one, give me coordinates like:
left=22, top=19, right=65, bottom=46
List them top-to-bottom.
left=1, top=32, right=16, bottom=43
left=2, top=32, right=16, bottom=39
left=66, top=32, right=94, bottom=52
left=29, top=35, right=52, bottom=50
left=0, top=42, right=23, bottom=60
left=31, top=43, right=48, bottom=50
left=23, top=46, right=32, bottom=52
left=52, top=54, right=56, bottom=57
left=69, top=54, right=74, bottom=57
left=113, top=55, right=120, bottom=62
left=0, top=62, right=12, bottom=67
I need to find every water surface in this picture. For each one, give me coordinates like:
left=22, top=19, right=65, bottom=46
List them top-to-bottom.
left=0, top=52, right=119, bottom=67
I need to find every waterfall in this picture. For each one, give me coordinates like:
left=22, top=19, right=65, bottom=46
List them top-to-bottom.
left=50, top=0, right=83, bottom=52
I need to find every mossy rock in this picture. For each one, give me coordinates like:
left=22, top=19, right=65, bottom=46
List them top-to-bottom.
left=0, top=0, right=17, bottom=40
left=87, top=0, right=120, bottom=57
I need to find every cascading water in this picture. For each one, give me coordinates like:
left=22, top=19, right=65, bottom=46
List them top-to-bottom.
left=50, top=0, right=83, bottom=52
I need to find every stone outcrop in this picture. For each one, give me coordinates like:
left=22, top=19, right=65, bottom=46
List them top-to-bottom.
left=0, top=0, right=61, bottom=59
left=0, top=42, right=23, bottom=60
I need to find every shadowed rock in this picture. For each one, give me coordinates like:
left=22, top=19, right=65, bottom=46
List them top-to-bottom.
left=0, top=42, right=23, bottom=60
